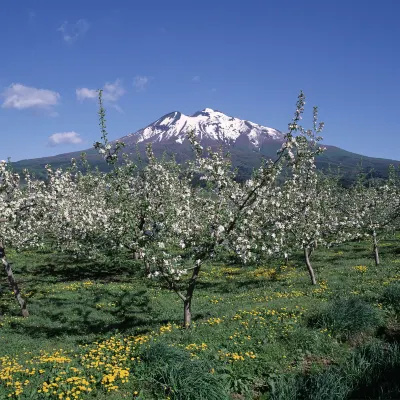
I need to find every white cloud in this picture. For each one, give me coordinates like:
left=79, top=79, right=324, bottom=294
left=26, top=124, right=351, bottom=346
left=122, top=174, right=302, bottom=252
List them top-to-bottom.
left=58, top=19, right=89, bottom=44
left=133, top=75, right=151, bottom=92
left=192, top=76, right=200, bottom=82
left=76, top=79, right=125, bottom=112
left=102, top=80, right=126, bottom=102
left=1, top=83, right=60, bottom=111
left=76, top=87, right=97, bottom=101
left=47, top=131, right=83, bottom=147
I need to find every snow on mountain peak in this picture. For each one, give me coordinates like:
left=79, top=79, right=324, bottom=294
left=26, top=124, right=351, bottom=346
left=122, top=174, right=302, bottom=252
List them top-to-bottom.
left=123, top=108, right=284, bottom=148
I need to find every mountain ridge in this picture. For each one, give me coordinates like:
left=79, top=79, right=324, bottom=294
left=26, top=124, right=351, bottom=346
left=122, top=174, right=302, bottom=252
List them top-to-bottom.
left=9, top=108, right=400, bottom=185
left=118, top=108, right=283, bottom=149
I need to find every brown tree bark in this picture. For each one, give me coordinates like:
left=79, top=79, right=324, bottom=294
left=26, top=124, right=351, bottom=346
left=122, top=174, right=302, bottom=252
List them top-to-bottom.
left=183, top=263, right=202, bottom=328
left=183, top=298, right=191, bottom=328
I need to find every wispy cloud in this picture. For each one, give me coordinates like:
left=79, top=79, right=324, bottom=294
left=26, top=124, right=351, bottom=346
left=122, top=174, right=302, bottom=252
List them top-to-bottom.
left=28, top=11, right=36, bottom=21
left=58, top=19, right=89, bottom=44
left=133, top=75, right=151, bottom=92
left=191, top=76, right=200, bottom=82
left=76, top=79, right=125, bottom=112
left=102, top=80, right=126, bottom=102
left=1, top=83, right=60, bottom=113
left=76, top=87, right=97, bottom=101
left=211, top=88, right=217, bottom=93
left=48, top=131, right=83, bottom=147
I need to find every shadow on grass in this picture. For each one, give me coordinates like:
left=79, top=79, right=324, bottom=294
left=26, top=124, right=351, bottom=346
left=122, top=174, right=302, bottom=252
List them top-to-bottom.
left=14, top=255, right=144, bottom=285
left=195, top=278, right=270, bottom=294
left=5, top=287, right=158, bottom=339
left=379, top=324, right=400, bottom=344
left=349, top=366, right=400, bottom=399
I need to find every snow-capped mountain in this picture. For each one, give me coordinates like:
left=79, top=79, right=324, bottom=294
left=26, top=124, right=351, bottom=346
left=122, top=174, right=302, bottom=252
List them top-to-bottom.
left=10, top=106, right=399, bottom=186
left=119, top=108, right=284, bottom=148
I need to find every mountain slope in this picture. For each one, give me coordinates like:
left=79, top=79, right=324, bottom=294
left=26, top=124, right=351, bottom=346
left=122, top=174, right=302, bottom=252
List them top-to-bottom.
left=10, top=108, right=399, bottom=184
left=119, top=108, right=283, bottom=148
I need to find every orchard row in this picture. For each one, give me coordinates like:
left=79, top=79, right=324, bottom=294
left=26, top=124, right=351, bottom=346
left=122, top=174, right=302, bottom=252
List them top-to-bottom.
left=1, top=91, right=399, bottom=326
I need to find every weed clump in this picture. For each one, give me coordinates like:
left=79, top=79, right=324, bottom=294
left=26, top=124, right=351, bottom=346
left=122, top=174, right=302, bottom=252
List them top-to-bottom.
left=381, top=283, right=400, bottom=313
left=309, top=297, right=382, bottom=339
left=269, top=341, right=400, bottom=400
left=139, top=342, right=229, bottom=400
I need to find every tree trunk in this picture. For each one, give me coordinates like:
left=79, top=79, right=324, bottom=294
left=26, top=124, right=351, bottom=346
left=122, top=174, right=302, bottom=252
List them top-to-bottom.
left=372, top=230, right=380, bottom=266
left=0, top=240, right=29, bottom=317
left=304, top=246, right=317, bottom=285
left=145, top=259, right=150, bottom=275
left=183, top=262, right=202, bottom=328
left=183, top=298, right=191, bottom=328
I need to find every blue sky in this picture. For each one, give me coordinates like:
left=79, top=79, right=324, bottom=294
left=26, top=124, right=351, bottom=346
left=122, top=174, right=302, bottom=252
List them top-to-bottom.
left=1, top=0, right=399, bottom=162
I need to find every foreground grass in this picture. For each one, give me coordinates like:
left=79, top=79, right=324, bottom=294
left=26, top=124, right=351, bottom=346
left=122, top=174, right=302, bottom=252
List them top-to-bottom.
left=0, top=239, right=400, bottom=399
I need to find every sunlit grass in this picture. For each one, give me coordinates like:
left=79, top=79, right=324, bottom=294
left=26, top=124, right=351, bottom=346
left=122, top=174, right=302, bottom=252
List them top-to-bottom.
left=0, top=240, right=400, bottom=398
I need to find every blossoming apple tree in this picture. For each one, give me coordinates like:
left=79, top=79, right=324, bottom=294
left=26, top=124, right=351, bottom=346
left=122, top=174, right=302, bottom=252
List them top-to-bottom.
left=93, top=90, right=330, bottom=326
left=343, top=167, right=400, bottom=265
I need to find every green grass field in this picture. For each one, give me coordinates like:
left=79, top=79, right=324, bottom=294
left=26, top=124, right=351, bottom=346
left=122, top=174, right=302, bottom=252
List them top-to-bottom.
left=1, top=239, right=400, bottom=399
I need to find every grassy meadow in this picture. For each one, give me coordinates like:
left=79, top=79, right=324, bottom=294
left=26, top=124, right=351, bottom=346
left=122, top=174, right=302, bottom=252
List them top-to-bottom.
left=1, top=239, right=400, bottom=399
